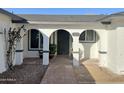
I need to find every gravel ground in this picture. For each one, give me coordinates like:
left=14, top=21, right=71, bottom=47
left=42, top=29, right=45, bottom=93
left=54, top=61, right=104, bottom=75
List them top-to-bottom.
left=0, top=58, right=47, bottom=84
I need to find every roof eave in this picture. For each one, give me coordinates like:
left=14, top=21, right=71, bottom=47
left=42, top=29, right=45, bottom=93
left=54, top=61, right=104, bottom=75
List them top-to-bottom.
left=0, top=8, right=28, bottom=23
left=12, top=20, right=28, bottom=23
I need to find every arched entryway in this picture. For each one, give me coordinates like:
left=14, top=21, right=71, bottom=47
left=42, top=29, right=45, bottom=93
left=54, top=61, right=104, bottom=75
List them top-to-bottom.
left=49, top=29, right=73, bottom=57
left=79, top=30, right=100, bottom=60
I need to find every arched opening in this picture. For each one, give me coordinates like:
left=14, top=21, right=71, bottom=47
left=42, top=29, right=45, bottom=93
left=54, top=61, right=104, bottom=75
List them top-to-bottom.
left=23, top=29, right=43, bottom=60
left=49, top=29, right=73, bottom=58
left=79, top=30, right=100, bottom=61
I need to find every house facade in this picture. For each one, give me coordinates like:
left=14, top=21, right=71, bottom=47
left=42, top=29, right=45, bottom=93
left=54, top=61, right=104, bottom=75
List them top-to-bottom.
left=1, top=9, right=124, bottom=74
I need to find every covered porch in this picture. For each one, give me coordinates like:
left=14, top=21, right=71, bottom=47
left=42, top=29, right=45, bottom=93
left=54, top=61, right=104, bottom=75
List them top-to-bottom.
left=13, top=15, right=109, bottom=75
left=21, top=26, right=107, bottom=68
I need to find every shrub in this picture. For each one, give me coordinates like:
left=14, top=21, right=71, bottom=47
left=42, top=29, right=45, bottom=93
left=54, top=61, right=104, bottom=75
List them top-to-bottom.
left=49, top=44, right=57, bottom=54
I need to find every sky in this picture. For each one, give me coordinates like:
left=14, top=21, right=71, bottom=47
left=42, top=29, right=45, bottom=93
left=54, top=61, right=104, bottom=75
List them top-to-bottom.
left=4, top=8, right=124, bottom=15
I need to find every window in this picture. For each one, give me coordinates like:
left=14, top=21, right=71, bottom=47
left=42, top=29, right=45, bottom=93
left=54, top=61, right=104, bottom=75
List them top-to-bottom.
left=29, top=29, right=43, bottom=50
left=79, top=30, right=96, bottom=43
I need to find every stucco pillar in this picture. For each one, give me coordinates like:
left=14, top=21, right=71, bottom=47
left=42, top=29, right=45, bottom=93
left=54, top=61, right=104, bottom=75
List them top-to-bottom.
left=98, top=30, right=108, bottom=67
left=0, top=32, right=7, bottom=73
left=43, top=34, right=49, bottom=65
left=73, top=36, right=80, bottom=66
left=14, top=38, right=24, bottom=65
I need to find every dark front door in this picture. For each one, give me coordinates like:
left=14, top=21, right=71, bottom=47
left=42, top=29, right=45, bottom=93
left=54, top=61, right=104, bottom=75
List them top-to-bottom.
left=57, top=30, right=69, bottom=55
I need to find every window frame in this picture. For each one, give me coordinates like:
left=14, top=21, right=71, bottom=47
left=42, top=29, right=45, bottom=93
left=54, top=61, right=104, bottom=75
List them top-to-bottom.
left=28, top=29, right=43, bottom=51
left=79, top=30, right=96, bottom=43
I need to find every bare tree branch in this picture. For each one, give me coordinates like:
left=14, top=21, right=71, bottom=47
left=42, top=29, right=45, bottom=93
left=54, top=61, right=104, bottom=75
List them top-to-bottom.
left=6, top=25, right=26, bottom=70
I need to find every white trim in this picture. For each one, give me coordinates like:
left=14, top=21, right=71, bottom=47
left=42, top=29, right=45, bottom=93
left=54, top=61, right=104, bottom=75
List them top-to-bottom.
left=27, top=21, right=97, bottom=24
left=38, top=31, right=40, bottom=49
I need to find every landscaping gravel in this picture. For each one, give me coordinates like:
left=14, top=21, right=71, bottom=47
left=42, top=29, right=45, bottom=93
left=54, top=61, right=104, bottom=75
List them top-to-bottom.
left=0, top=58, right=47, bottom=84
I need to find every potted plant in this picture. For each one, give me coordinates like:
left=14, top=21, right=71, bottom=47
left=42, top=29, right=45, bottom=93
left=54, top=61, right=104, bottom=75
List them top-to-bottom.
left=49, top=44, right=57, bottom=59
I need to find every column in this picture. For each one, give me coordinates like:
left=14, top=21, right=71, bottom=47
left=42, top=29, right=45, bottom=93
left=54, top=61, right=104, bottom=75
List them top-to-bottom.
left=98, top=30, right=108, bottom=67
left=43, top=34, right=49, bottom=65
left=73, top=36, right=80, bottom=66
left=14, top=38, right=24, bottom=65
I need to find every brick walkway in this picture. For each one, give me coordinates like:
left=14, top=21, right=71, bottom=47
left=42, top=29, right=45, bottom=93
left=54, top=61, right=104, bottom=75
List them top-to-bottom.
left=41, top=56, right=124, bottom=84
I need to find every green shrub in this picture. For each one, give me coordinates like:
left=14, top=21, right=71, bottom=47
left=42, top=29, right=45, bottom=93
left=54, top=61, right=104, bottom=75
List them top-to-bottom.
left=49, top=44, right=57, bottom=54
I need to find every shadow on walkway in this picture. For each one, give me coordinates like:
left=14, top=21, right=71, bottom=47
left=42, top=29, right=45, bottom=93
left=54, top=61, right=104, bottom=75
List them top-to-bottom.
left=41, top=55, right=95, bottom=84
left=74, top=62, right=95, bottom=84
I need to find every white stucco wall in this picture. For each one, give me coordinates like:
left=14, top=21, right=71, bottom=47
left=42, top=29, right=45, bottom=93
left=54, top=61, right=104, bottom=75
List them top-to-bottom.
left=0, top=13, right=12, bottom=73
left=0, top=14, right=25, bottom=68
left=107, top=25, right=124, bottom=74
left=108, top=27, right=124, bottom=74
left=117, top=27, right=124, bottom=74
left=23, top=28, right=102, bottom=60
left=116, top=28, right=124, bottom=74
left=107, top=29, right=118, bottom=73
left=97, top=30, right=108, bottom=67
left=23, top=31, right=39, bottom=58
left=0, top=34, right=7, bottom=73
left=79, top=42, right=99, bottom=59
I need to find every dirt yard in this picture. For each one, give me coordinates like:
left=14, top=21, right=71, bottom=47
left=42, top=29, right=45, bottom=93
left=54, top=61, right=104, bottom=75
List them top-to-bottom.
left=0, top=58, right=47, bottom=84
left=75, top=58, right=124, bottom=84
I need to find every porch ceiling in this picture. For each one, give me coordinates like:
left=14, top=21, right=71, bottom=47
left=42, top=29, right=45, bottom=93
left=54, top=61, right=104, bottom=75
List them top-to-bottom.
left=18, top=14, right=106, bottom=23
left=27, top=22, right=105, bottom=29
